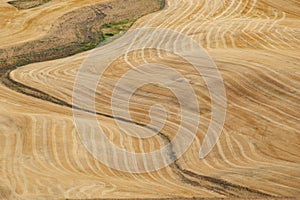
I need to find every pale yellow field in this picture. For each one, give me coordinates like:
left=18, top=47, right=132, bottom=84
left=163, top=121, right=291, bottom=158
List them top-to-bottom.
left=0, top=0, right=299, bottom=199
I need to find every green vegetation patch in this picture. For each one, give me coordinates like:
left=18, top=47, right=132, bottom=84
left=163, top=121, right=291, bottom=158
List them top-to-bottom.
left=159, top=0, right=165, bottom=9
left=101, top=18, right=137, bottom=39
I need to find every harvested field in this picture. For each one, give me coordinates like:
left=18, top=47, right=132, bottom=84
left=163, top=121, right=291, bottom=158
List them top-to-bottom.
left=0, top=0, right=299, bottom=200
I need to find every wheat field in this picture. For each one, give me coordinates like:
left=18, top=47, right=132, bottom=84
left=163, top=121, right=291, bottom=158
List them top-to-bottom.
left=0, top=0, right=299, bottom=199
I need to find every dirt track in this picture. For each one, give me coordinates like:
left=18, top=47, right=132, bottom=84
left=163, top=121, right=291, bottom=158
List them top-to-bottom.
left=0, top=0, right=299, bottom=199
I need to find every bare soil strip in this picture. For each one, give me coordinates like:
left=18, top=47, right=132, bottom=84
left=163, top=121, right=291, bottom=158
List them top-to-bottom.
left=7, top=0, right=52, bottom=10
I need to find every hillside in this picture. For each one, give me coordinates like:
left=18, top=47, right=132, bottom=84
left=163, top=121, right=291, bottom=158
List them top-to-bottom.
left=0, top=0, right=299, bottom=199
